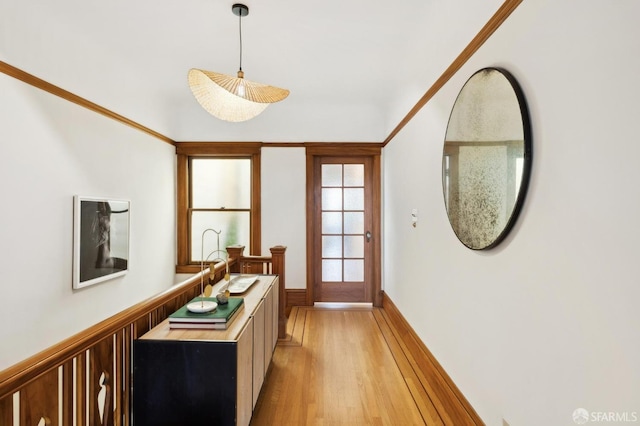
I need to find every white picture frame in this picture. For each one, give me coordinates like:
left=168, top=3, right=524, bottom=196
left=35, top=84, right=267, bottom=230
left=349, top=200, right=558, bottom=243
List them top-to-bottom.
left=73, top=196, right=130, bottom=289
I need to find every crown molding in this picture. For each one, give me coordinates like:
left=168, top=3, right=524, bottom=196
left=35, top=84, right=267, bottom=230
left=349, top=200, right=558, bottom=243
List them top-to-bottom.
left=383, top=0, right=523, bottom=146
left=0, top=61, right=175, bottom=146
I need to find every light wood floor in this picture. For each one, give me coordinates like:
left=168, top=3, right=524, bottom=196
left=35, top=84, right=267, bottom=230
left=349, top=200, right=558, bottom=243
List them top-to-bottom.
left=251, top=306, right=432, bottom=425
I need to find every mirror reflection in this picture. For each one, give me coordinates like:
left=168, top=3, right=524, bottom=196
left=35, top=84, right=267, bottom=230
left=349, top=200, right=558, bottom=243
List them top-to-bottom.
left=442, top=68, right=531, bottom=250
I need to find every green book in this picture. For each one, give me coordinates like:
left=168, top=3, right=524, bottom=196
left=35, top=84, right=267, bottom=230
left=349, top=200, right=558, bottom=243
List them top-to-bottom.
left=169, top=297, right=244, bottom=323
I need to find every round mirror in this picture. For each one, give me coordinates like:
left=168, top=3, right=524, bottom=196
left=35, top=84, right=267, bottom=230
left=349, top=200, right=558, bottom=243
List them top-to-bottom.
left=442, top=68, right=531, bottom=250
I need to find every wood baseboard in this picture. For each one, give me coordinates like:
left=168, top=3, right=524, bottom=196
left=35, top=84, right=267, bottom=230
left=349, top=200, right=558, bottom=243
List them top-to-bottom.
left=285, top=289, right=308, bottom=307
left=285, top=289, right=308, bottom=316
left=381, top=292, right=484, bottom=425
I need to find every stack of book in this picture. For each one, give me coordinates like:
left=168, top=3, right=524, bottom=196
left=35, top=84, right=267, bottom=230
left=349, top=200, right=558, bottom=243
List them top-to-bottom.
left=169, top=297, right=244, bottom=330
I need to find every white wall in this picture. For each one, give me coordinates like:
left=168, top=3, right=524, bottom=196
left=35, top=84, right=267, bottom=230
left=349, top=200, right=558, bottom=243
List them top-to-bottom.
left=383, top=1, right=640, bottom=425
left=0, top=73, right=176, bottom=370
left=261, top=147, right=307, bottom=289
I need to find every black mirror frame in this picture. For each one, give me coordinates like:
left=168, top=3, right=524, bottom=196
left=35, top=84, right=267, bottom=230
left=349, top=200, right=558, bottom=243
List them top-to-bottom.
left=442, top=67, right=532, bottom=250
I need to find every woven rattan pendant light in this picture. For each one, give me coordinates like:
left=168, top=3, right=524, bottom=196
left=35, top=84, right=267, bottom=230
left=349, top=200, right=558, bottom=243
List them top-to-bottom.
left=188, top=3, right=289, bottom=122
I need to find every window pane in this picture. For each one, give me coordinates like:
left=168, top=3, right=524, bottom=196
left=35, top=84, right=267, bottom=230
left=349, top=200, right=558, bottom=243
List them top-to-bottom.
left=192, top=158, right=251, bottom=209
left=322, top=164, right=342, bottom=186
left=343, top=164, right=364, bottom=187
left=322, top=188, right=343, bottom=211
left=344, top=188, right=364, bottom=210
left=191, top=211, right=250, bottom=262
left=322, top=212, right=342, bottom=234
left=344, top=212, right=364, bottom=234
left=322, top=236, right=342, bottom=258
left=344, top=236, right=364, bottom=258
left=322, top=259, right=342, bottom=282
left=344, top=260, right=364, bottom=282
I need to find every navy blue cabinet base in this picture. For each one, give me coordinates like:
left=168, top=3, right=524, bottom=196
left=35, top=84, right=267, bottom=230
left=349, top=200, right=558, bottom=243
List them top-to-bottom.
left=133, top=340, right=238, bottom=425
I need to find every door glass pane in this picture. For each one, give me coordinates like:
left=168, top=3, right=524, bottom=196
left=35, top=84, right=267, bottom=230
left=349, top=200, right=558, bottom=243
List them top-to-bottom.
left=192, top=158, right=251, bottom=208
left=319, top=160, right=368, bottom=290
left=322, top=164, right=342, bottom=186
left=344, top=164, right=364, bottom=187
left=322, top=188, right=343, bottom=210
left=344, top=188, right=364, bottom=210
left=191, top=211, right=250, bottom=262
left=322, top=212, right=342, bottom=234
left=344, top=212, right=364, bottom=234
left=322, top=236, right=342, bottom=258
left=344, top=236, right=364, bottom=258
left=323, top=259, right=342, bottom=282
left=344, top=260, right=364, bottom=282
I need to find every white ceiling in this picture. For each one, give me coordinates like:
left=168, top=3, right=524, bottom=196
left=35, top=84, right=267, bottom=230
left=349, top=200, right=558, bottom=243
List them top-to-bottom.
left=1, top=0, right=504, bottom=142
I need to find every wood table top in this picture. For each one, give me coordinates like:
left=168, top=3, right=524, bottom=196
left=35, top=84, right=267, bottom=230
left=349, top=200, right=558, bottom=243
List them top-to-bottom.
left=141, top=274, right=278, bottom=342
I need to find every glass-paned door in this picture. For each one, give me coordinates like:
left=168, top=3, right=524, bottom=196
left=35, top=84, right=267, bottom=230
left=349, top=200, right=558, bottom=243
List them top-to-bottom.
left=314, top=157, right=373, bottom=302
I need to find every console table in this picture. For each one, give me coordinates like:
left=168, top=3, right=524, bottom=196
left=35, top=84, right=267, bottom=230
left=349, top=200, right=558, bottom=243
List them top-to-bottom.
left=132, top=274, right=279, bottom=426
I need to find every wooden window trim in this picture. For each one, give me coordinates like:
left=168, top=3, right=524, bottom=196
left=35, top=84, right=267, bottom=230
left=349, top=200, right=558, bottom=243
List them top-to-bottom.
left=176, top=142, right=261, bottom=273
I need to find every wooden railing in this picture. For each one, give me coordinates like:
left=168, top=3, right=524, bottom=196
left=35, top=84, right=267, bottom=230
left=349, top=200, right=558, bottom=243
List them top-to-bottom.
left=227, top=245, right=287, bottom=339
left=0, top=246, right=286, bottom=426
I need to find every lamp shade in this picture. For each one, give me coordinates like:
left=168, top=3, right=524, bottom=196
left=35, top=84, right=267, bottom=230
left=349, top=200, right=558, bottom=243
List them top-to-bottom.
left=188, top=68, right=289, bottom=122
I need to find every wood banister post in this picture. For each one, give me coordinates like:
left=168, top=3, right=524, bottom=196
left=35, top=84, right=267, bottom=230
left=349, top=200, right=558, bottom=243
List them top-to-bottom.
left=226, top=245, right=245, bottom=273
left=270, top=246, right=287, bottom=339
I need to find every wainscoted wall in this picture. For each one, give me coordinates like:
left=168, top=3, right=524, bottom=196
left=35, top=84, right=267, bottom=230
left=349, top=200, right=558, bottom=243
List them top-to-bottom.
left=383, top=1, right=640, bottom=425
left=0, top=72, right=176, bottom=370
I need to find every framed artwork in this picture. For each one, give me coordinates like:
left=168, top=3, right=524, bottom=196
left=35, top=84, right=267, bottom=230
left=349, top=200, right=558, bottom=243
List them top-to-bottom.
left=73, top=196, right=130, bottom=289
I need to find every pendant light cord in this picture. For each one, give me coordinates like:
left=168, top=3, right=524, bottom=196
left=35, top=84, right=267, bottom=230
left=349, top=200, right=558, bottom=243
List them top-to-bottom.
left=238, top=11, right=243, bottom=72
